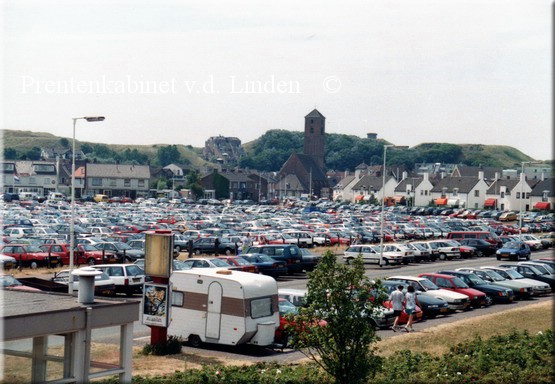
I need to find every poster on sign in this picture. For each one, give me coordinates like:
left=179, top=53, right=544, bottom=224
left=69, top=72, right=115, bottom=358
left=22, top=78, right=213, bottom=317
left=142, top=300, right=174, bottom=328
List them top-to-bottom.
left=142, top=283, right=170, bottom=327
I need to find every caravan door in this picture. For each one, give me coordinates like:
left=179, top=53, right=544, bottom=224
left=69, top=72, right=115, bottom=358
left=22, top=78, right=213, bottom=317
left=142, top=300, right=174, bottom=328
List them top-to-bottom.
left=205, top=282, right=223, bottom=339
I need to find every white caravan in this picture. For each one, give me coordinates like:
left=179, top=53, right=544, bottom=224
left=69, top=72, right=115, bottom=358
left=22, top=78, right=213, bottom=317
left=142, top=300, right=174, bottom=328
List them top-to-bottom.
left=169, top=269, right=279, bottom=347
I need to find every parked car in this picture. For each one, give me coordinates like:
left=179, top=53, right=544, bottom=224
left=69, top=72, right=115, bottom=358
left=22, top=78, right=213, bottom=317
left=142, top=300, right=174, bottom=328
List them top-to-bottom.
left=192, top=237, right=235, bottom=255
left=458, top=239, right=497, bottom=257
left=424, top=240, right=461, bottom=260
left=94, top=241, right=144, bottom=262
left=495, top=241, right=531, bottom=261
left=404, top=242, right=431, bottom=262
left=0, top=244, right=61, bottom=269
left=244, top=244, right=303, bottom=274
left=299, top=248, right=322, bottom=271
left=241, top=253, right=288, bottom=277
left=0, top=254, right=17, bottom=270
left=216, top=256, right=259, bottom=273
left=180, top=257, right=239, bottom=271
left=498, top=263, right=555, bottom=289
left=92, top=264, right=145, bottom=296
left=480, top=266, right=551, bottom=296
left=456, top=267, right=534, bottom=300
left=51, top=268, right=116, bottom=296
left=437, top=270, right=514, bottom=304
left=419, top=273, right=488, bottom=308
left=0, top=274, right=42, bottom=292
left=386, top=275, right=471, bottom=311
left=383, top=280, right=450, bottom=318
left=274, top=298, right=326, bottom=346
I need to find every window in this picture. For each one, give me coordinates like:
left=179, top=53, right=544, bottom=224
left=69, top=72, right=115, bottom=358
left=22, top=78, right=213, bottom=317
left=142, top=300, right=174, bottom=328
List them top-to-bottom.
left=310, top=126, right=314, bottom=133
left=33, top=164, right=55, bottom=173
left=29, top=177, right=36, bottom=185
left=92, top=178, right=102, bottom=186
left=110, top=179, right=116, bottom=187
left=124, top=179, right=130, bottom=187
left=138, top=179, right=145, bottom=187
left=420, top=190, right=424, bottom=195
left=425, top=190, right=428, bottom=196
left=474, top=190, right=480, bottom=197
left=500, top=192, right=505, bottom=198
left=516, top=192, right=520, bottom=199
left=171, top=291, right=184, bottom=307
left=250, top=297, right=273, bottom=319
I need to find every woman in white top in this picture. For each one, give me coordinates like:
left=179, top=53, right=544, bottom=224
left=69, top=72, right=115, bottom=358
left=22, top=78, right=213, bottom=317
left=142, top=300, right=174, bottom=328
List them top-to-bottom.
left=404, top=285, right=420, bottom=332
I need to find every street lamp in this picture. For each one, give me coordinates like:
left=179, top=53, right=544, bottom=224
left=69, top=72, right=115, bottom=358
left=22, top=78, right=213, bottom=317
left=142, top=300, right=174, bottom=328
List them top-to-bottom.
left=69, top=116, right=105, bottom=294
left=379, top=145, right=394, bottom=267
left=518, top=161, right=534, bottom=240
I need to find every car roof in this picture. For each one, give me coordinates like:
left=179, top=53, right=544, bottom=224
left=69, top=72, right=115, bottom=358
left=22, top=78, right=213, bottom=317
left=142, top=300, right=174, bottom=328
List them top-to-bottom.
left=419, top=273, right=456, bottom=279
left=387, top=275, right=426, bottom=281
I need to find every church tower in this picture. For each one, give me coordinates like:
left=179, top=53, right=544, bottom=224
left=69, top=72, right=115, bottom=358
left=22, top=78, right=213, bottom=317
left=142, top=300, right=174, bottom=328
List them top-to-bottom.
left=304, top=109, right=325, bottom=170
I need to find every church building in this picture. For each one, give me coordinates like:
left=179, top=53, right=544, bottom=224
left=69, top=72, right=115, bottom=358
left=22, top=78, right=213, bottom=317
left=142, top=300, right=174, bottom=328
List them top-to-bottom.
left=275, top=109, right=330, bottom=199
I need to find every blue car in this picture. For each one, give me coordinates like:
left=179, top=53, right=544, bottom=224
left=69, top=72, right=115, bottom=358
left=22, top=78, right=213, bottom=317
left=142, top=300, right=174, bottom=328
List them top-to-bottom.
left=496, top=241, right=531, bottom=261
left=241, top=253, right=288, bottom=278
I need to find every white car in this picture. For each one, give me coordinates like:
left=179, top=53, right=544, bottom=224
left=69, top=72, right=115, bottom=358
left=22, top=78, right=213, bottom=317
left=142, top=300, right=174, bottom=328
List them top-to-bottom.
left=511, top=235, right=542, bottom=250
left=424, top=240, right=461, bottom=260
left=380, top=243, right=415, bottom=264
left=343, top=244, right=402, bottom=266
left=180, top=257, right=237, bottom=271
left=92, top=264, right=145, bottom=296
left=480, top=266, right=551, bottom=296
left=52, top=267, right=116, bottom=296
left=386, top=275, right=471, bottom=311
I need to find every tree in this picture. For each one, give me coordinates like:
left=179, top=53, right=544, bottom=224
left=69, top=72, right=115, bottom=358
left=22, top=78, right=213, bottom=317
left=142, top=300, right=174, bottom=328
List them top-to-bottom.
left=59, top=138, right=69, bottom=148
left=80, top=143, right=93, bottom=154
left=156, top=145, right=181, bottom=167
left=3, top=147, right=17, bottom=160
left=185, top=170, right=203, bottom=200
left=288, top=251, right=385, bottom=384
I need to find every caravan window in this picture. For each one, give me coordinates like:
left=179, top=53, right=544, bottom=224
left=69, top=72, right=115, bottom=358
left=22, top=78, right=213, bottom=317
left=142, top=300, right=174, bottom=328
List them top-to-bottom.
left=171, top=291, right=184, bottom=307
left=250, top=297, right=273, bottom=319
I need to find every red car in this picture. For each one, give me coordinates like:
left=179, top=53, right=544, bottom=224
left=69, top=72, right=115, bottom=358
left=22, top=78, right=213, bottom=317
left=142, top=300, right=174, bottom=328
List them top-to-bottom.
left=39, top=243, right=119, bottom=266
left=0, top=244, right=61, bottom=269
left=216, top=256, right=259, bottom=273
left=419, top=273, right=487, bottom=308
left=275, top=298, right=326, bottom=345
left=383, top=299, right=423, bottom=325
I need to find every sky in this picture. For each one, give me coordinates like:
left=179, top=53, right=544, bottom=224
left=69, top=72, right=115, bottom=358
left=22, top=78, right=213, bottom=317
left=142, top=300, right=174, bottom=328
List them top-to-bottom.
left=2, top=0, right=552, bottom=160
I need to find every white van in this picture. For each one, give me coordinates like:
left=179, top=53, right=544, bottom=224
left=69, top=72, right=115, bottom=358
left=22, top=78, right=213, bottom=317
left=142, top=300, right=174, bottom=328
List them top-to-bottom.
left=48, top=192, right=66, bottom=201
left=169, top=269, right=279, bottom=347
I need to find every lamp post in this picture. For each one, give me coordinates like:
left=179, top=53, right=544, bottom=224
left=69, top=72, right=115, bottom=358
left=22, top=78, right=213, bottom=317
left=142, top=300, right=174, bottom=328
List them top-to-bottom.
left=69, top=116, right=105, bottom=294
left=379, top=145, right=394, bottom=267
left=518, top=161, right=532, bottom=240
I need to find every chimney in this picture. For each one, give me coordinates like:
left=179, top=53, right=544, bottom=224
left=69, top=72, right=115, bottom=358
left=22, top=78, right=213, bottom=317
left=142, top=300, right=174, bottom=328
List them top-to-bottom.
left=402, top=171, right=408, bottom=180
left=478, top=171, right=484, bottom=180
left=423, top=172, right=429, bottom=182
left=494, top=172, right=500, bottom=180
left=72, top=267, right=102, bottom=304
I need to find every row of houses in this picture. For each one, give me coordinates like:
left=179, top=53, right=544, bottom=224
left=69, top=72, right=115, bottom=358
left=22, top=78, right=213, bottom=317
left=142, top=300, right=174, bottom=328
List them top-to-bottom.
left=2, top=159, right=553, bottom=211
left=333, top=164, right=554, bottom=211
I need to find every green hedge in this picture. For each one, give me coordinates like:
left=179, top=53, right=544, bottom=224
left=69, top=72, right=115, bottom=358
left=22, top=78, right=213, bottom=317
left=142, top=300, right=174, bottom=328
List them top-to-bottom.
left=99, top=329, right=554, bottom=384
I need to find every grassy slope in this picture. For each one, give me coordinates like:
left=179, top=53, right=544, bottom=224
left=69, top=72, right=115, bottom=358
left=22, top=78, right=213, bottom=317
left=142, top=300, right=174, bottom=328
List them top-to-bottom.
left=2, top=129, right=538, bottom=169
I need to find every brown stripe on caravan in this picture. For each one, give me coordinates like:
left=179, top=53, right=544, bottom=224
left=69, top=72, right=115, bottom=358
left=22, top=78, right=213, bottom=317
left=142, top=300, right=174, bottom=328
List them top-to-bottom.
left=182, top=291, right=207, bottom=311
left=221, top=297, right=246, bottom=317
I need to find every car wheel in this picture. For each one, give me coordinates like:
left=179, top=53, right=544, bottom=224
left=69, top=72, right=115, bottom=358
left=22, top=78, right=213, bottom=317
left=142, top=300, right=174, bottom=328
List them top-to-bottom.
left=175, top=245, right=181, bottom=252
left=224, top=248, right=232, bottom=255
left=194, top=249, right=201, bottom=255
left=476, top=250, right=484, bottom=257
left=439, top=253, right=447, bottom=261
left=525, top=254, right=530, bottom=260
left=496, top=255, right=501, bottom=260
left=87, top=258, right=96, bottom=266
left=30, top=260, right=39, bottom=269
left=485, top=295, right=493, bottom=306
left=188, top=334, right=202, bottom=348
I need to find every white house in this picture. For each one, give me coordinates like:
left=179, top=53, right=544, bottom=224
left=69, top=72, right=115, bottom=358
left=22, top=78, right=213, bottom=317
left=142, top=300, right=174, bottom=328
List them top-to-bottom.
left=394, top=172, right=435, bottom=207
left=430, top=172, right=490, bottom=209
left=485, top=174, right=534, bottom=211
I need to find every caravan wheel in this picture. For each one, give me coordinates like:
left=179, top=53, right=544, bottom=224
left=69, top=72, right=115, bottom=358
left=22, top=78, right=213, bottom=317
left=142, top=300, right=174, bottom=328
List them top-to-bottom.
left=188, top=334, right=202, bottom=348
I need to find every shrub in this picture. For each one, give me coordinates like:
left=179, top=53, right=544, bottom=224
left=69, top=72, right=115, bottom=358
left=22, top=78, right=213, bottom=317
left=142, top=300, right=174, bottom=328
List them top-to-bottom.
left=142, top=336, right=183, bottom=356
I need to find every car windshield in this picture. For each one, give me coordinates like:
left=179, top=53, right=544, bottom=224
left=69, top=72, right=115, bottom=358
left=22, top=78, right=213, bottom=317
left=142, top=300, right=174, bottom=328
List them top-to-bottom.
left=505, top=242, right=520, bottom=249
left=117, top=243, right=132, bottom=250
left=80, top=244, right=97, bottom=251
left=26, top=246, right=43, bottom=252
left=258, top=254, right=276, bottom=263
left=232, top=257, right=250, bottom=266
left=209, top=258, right=230, bottom=267
left=173, top=260, right=191, bottom=270
left=535, top=264, right=554, bottom=274
left=125, top=265, right=144, bottom=276
left=522, top=266, right=543, bottom=275
left=505, top=269, right=524, bottom=279
left=484, top=270, right=505, bottom=281
left=467, top=274, right=487, bottom=285
left=0, top=275, right=22, bottom=287
left=451, top=276, right=469, bottom=288
left=420, top=279, right=439, bottom=290
left=278, top=300, right=299, bottom=316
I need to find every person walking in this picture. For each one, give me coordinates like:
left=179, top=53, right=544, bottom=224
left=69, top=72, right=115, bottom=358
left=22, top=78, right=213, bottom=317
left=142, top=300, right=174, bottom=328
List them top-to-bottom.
left=214, top=237, right=220, bottom=256
left=187, top=238, right=194, bottom=258
left=389, top=284, right=405, bottom=332
left=404, top=285, right=420, bottom=332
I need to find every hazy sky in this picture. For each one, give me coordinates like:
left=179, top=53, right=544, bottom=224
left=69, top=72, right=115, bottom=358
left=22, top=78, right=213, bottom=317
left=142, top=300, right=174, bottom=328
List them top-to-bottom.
left=3, top=0, right=552, bottom=160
